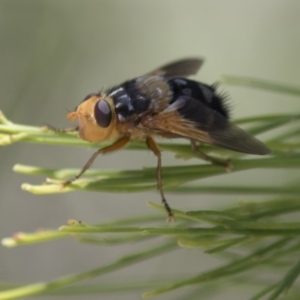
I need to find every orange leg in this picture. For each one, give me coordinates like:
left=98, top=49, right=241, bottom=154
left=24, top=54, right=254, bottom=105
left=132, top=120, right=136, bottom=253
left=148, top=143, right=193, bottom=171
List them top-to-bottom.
left=63, top=135, right=130, bottom=186
left=146, top=136, right=174, bottom=221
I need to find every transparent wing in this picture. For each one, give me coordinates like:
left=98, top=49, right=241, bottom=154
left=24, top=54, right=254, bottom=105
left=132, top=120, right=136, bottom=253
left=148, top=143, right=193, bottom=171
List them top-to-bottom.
left=148, top=58, right=204, bottom=79
left=142, top=97, right=271, bottom=155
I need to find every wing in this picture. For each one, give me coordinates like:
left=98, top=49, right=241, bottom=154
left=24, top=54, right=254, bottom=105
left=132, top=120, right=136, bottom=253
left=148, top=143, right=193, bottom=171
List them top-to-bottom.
left=148, top=58, right=204, bottom=79
left=142, top=96, right=271, bottom=155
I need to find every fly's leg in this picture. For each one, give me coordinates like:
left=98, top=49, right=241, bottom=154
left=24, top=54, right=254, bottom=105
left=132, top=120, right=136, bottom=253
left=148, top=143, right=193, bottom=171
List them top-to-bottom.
left=44, top=124, right=79, bottom=133
left=62, top=136, right=130, bottom=187
left=146, top=136, right=174, bottom=222
left=190, top=140, right=232, bottom=172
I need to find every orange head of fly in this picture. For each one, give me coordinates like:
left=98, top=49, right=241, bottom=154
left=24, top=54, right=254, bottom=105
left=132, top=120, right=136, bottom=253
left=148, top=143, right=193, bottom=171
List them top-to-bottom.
left=67, top=94, right=120, bottom=142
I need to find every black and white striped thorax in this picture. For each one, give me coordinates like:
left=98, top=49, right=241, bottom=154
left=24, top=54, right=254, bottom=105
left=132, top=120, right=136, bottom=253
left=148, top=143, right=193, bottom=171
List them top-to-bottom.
left=108, top=76, right=172, bottom=122
left=108, top=79, right=153, bottom=122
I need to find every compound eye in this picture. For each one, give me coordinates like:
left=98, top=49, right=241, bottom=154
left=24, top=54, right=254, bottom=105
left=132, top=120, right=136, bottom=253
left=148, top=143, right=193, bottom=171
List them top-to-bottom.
left=94, top=99, right=112, bottom=128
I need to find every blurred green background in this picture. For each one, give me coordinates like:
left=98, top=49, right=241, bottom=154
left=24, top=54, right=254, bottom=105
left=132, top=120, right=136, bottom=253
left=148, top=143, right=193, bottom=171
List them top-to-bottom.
left=1, top=1, right=300, bottom=299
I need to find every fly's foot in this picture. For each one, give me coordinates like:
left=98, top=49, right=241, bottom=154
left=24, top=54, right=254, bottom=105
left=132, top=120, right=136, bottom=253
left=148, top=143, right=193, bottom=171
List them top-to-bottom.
left=43, top=124, right=78, bottom=133
left=191, top=141, right=232, bottom=172
left=209, top=156, right=232, bottom=172
left=58, top=179, right=74, bottom=190
left=161, top=197, right=175, bottom=222
left=166, top=213, right=175, bottom=223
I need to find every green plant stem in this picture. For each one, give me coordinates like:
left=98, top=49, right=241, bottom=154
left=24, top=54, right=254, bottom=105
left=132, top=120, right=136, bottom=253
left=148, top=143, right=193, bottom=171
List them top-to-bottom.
left=221, top=76, right=300, bottom=96
left=14, top=154, right=300, bottom=194
left=59, top=223, right=300, bottom=237
left=143, top=238, right=290, bottom=298
left=0, top=242, right=175, bottom=300
left=266, top=257, right=300, bottom=300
